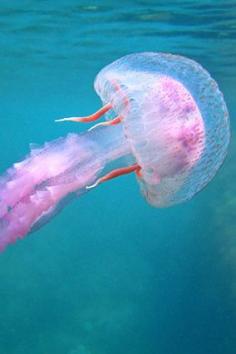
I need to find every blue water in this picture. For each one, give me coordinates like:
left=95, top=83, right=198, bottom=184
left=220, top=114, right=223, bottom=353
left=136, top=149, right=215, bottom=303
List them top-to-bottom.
left=0, top=1, right=235, bottom=353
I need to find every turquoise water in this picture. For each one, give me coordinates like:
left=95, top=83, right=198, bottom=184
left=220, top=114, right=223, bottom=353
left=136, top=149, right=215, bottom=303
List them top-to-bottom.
left=0, top=1, right=235, bottom=353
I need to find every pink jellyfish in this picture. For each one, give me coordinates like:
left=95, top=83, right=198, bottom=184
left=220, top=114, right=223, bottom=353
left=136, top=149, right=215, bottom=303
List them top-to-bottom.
left=0, top=52, right=230, bottom=251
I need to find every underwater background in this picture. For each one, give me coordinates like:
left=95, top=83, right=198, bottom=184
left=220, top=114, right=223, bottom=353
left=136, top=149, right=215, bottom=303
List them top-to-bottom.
left=0, top=1, right=235, bottom=353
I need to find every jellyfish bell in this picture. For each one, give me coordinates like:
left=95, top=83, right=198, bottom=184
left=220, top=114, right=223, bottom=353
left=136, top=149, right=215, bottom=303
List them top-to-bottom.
left=0, top=52, right=230, bottom=250
left=57, top=52, right=230, bottom=207
left=92, top=52, right=230, bottom=206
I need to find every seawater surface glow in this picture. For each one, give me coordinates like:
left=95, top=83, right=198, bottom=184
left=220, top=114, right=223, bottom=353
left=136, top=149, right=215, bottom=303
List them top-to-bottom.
left=0, top=1, right=235, bottom=354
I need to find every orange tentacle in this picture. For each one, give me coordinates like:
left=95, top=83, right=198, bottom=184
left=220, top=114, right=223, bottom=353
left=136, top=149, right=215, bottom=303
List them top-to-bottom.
left=56, top=103, right=112, bottom=123
left=77, top=103, right=112, bottom=122
left=89, top=116, right=122, bottom=131
left=86, top=164, right=141, bottom=190
left=99, top=164, right=141, bottom=184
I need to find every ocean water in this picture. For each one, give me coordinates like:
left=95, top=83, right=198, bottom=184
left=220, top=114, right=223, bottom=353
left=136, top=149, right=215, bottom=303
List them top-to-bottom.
left=0, top=1, right=235, bottom=353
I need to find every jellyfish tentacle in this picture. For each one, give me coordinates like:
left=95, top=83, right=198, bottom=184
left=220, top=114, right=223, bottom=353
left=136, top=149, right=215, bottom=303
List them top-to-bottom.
left=55, top=103, right=112, bottom=123
left=89, top=115, right=122, bottom=131
left=86, top=163, right=140, bottom=190
left=135, top=167, right=143, bottom=178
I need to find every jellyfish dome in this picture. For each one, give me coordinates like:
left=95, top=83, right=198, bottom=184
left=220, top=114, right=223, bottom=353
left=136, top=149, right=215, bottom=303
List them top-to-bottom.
left=95, top=52, right=230, bottom=207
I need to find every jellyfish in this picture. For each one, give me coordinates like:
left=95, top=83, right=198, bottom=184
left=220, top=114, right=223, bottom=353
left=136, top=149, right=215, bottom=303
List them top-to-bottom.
left=0, top=52, right=230, bottom=251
